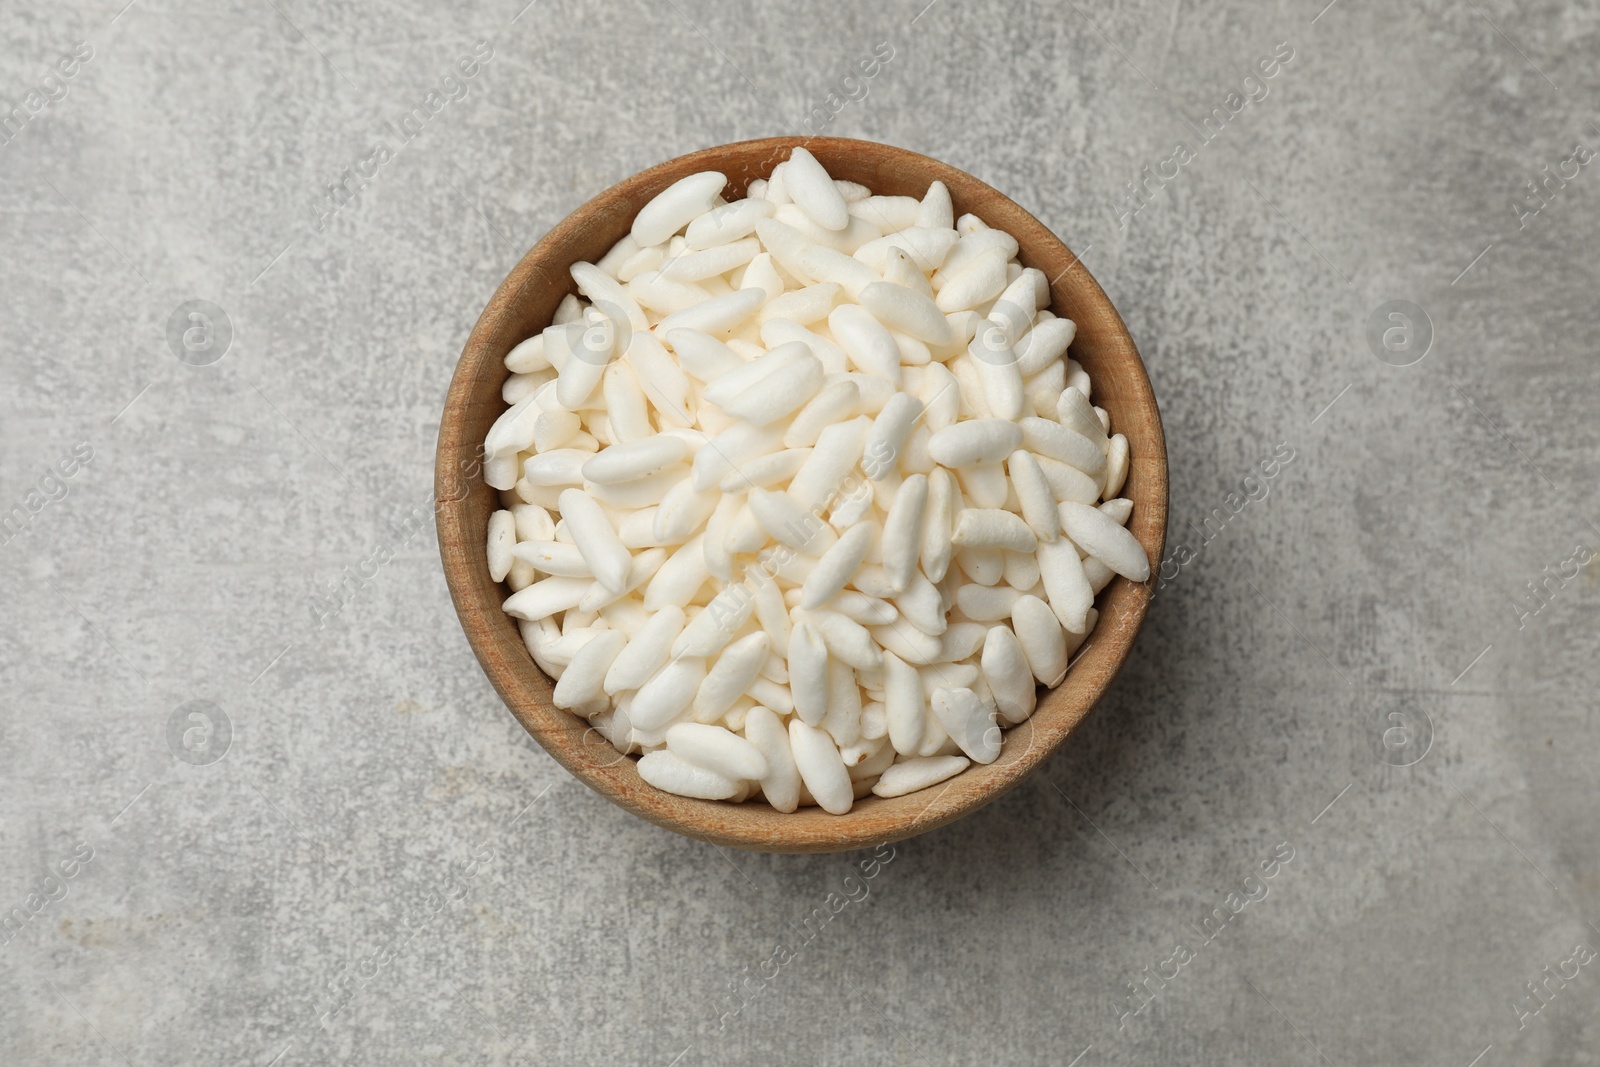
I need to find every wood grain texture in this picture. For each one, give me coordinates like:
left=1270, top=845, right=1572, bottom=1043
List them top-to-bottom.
left=435, top=137, right=1168, bottom=853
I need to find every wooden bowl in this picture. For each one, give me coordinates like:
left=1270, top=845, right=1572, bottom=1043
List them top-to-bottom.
left=436, top=137, right=1167, bottom=853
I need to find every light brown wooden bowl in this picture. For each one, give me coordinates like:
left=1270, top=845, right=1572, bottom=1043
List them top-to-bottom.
left=436, top=137, right=1166, bottom=853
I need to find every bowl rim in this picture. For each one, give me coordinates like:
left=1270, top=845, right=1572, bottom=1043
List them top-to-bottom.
left=435, top=136, right=1167, bottom=853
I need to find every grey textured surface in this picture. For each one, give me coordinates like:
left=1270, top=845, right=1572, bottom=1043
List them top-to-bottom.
left=3, top=0, right=1598, bottom=1063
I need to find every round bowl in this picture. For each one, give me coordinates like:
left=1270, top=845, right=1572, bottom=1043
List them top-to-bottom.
left=436, top=136, right=1167, bottom=853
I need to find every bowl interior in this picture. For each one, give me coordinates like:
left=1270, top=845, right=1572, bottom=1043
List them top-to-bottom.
left=436, top=137, right=1167, bottom=853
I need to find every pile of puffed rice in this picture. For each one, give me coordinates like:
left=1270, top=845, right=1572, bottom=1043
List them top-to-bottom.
left=481, top=147, right=1147, bottom=814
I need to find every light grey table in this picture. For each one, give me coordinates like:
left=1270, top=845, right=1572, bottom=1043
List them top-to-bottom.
left=3, top=1, right=1597, bottom=1063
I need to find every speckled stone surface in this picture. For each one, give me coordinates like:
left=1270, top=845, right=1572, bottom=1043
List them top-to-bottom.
left=3, top=1, right=1598, bottom=1063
